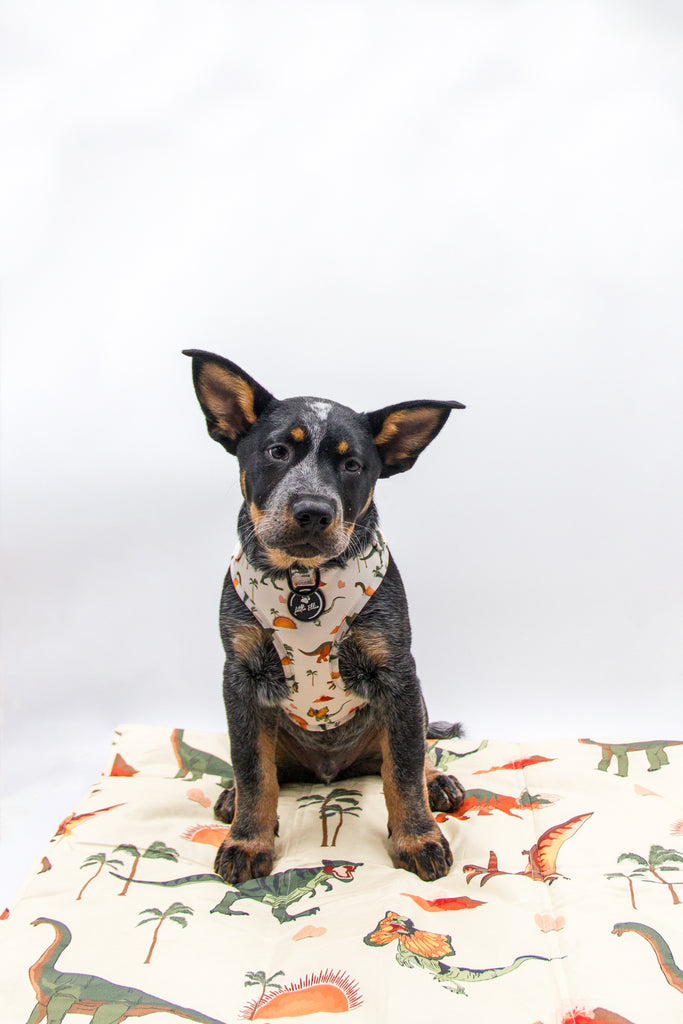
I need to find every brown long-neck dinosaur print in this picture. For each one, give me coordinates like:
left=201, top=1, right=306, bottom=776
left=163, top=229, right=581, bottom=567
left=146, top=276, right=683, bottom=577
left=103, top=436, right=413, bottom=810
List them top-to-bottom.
left=26, top=918, right=227, bottom=1024
left=612, top=922, right=683, bottom=994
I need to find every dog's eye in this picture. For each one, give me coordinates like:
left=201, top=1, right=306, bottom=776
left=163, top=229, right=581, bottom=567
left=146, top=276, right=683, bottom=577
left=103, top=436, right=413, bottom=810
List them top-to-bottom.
left=267, top=444, right=290, bottom=462
left=343, top=458, right=362, bottom=474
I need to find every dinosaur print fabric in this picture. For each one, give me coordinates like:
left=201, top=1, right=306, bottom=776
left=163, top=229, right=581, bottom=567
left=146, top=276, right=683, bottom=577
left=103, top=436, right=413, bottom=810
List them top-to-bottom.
left=231, top=532, right=389, bottom=730
left=1, top=726, right=683, bottom=1023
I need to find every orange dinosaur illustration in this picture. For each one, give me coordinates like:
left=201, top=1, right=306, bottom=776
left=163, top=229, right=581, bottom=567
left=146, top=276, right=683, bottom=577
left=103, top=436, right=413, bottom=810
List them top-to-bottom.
left=298, top=642, right=333, bottom=662
left=109, top=753, right=139, bottom=777
left=473, top=754, right=555, bottom=775
left=435, top=787, right=554, bottom=821
left=52, top=804, right=124, bottom=840
left=463, top=812, right=593, bottom=885
left=400, top=893, right=485, bottom=913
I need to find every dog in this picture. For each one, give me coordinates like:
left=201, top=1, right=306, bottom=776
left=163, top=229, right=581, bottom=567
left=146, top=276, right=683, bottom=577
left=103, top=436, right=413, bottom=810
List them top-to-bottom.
left=184, top=349, right=466, bottom=884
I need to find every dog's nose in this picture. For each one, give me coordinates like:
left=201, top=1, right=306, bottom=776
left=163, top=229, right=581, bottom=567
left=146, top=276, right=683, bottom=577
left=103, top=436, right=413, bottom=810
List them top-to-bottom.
left=291, top=497, right=335, bottom=531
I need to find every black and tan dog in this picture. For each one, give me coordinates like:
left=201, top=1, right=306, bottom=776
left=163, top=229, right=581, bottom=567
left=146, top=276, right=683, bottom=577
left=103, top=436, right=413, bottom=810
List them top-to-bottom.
left=184, top=349, right=465, bottom=885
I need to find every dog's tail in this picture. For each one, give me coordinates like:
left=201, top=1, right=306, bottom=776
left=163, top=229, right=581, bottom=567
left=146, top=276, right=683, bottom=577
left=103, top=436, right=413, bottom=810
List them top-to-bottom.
left=427, top=720, right=464, bottom=740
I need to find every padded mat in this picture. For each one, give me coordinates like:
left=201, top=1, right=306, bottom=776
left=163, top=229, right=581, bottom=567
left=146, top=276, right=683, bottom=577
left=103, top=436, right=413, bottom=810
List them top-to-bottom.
left=2, top=725, right=683, bottom=1022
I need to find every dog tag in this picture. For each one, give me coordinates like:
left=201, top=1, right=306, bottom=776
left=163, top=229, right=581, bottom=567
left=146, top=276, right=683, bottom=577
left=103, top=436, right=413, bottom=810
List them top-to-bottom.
left=287, top=568, right=326, bottom=622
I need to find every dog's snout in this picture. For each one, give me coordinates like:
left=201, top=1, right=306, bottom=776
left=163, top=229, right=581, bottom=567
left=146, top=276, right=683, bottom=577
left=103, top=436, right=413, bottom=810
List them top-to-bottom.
left=291, top=497, right=335, bottom=531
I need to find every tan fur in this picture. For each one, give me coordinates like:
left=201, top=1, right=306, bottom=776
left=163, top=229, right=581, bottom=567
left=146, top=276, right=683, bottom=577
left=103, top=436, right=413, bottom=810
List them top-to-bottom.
left=199, top=364, right=257, bottom=437
left=374, top=408, right=444, bottom=464
left=290, top=426, right=305, bottom=442
left=336, top=439, right=349, bottom=454
left=358, top=487, right=375, bottom=518
left=248, top=502, right=264, bottom=527
left=263, top=546, right=326, bottom=570
left=231, top=623, right=266, bottom=663
left=351, top=627, right=391, bottom=667
left=232, top=731, right=278, bottom=836
left=254, top=731, right=279, bottom=831
left=379, top=732, right=430, bottom=834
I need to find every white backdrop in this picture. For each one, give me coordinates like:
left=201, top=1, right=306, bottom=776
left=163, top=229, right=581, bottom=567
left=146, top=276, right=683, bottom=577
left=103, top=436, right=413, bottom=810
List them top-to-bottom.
left=2, top=0, right=683, bottom=903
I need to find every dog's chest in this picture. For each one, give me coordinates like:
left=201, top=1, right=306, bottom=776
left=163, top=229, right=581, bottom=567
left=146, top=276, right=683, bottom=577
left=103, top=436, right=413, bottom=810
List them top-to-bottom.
left=231, top=536, right=388, bottom=731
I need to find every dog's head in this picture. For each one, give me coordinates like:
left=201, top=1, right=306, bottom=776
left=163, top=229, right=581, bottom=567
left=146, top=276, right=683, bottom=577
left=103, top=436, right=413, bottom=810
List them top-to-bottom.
left=184, top=350, right=464, bottom=570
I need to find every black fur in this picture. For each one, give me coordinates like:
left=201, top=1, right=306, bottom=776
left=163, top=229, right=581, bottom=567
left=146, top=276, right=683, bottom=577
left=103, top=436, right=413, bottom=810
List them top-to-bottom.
left=184, top=349, right=466, bottom=884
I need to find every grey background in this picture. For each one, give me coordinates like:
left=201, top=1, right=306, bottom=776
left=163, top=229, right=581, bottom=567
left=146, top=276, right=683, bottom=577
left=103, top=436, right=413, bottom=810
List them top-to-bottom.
left=2, top=0, right=683, bottom=904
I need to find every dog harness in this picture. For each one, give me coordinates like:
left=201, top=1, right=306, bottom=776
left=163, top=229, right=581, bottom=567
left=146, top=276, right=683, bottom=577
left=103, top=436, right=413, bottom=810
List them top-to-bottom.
left=230, top=533, right=389, bottom=731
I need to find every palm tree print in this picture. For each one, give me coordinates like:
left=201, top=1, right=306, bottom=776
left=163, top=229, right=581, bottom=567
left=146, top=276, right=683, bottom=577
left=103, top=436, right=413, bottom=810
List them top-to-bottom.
left=298, top=788, right=362, bottom=847
left=113, top=840, right=179, bottom=896
left=613, top=845, right=683, bottom=906
left=76, top=852, right=123, bottom=901
left=605, top=866, right=640, bottom=910
left=137, top=902, right=194, bottom=964
left=243, top=970, right=285, bottom=1020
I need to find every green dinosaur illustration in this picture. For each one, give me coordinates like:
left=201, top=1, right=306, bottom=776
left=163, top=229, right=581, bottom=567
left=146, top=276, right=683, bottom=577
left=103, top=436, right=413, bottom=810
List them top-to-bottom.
left=170, top=728, right=233, bottom=788
left=579, top=738, right=683, bottom=777
left=428, top=740, right=488, bottom=773
left=210, top=859, right=360, bottom=924
left=108, top=868, right=224, bottom=891
left=364, top=911, right=554, bottom=996
left=26, top=917, right=228, bottom=1023
left=613, top=922, right=683, bottom=993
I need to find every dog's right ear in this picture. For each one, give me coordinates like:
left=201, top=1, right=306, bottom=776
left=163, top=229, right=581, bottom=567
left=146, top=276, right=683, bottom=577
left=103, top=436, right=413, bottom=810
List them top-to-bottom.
left=183, top=350, right=275, bottom=454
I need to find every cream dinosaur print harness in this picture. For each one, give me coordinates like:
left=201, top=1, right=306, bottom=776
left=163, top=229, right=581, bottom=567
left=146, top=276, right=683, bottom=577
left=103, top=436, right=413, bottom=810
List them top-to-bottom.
left=231, top=533, right=389, bottom=731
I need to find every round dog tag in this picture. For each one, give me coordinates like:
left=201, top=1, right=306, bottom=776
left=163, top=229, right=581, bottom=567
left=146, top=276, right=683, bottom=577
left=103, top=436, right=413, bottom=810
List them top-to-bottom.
left=287, top=568, right=326, bottom=622
left=287, top=588, right=325, bottom=622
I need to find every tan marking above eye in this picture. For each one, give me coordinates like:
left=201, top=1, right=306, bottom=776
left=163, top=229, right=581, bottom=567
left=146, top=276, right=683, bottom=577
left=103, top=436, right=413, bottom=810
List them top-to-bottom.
left=290, top=427, right=305, bottom=442
left=336, top=440, right=349, bottom=454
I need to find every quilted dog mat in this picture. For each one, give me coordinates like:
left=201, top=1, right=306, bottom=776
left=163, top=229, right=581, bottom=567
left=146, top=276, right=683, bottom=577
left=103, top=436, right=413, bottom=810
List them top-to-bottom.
left=2, top=725, right=683, bottom=1023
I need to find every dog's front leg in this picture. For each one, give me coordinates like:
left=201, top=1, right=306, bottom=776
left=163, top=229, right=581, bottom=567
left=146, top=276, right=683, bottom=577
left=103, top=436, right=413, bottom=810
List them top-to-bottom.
left=213, top=696, right=279, bottom=885
left=380, top=705, right=453, bottom=882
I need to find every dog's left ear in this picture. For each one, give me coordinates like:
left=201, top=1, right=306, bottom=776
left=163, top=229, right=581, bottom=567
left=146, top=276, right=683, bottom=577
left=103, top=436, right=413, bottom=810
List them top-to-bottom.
left=183, top=349, right=275, bottom=454
left=366, top=399, right=465, bottom=477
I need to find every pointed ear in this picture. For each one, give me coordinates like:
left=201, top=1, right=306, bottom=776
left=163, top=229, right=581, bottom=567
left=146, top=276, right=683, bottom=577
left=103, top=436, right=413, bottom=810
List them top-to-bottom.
left=183, top=349, right=275, bottom=454
left=366, top=399, right=465, bottom=478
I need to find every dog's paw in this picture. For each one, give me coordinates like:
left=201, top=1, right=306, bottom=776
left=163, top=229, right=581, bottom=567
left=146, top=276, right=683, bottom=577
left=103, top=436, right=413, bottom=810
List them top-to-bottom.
left=427, top=772, right=465, bottom=814
left=214, top=786, right=236, bottom=823
left=394, top=827, right=453, bottom=881
left=214, top=836, right=274, bottom=885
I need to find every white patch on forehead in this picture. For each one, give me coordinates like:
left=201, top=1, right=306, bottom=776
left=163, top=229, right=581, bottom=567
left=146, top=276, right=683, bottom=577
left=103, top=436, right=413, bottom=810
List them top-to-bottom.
left=308, top=400, right=332, bottom=422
